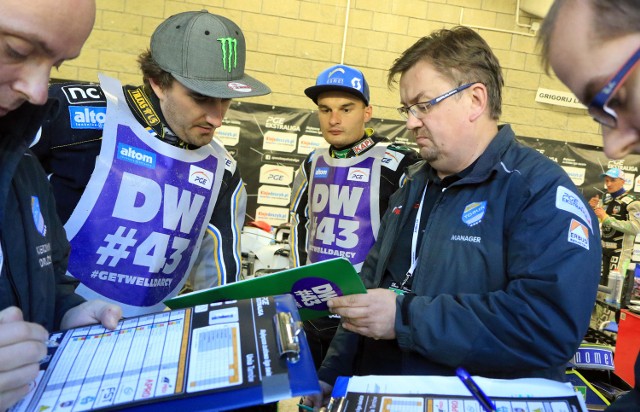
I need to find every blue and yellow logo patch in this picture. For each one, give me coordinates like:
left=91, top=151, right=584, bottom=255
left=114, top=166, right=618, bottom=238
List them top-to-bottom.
left=461, top=201, right=487, bottom=227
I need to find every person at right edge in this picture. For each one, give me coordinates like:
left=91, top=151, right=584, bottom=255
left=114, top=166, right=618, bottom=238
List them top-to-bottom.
left=539, top=0, right=640, bottom=410
left=301, top=26, right=601, bottom=409
left=289, top=64, right=419, bottom=370
left=589, top=167, right=640, bottom=292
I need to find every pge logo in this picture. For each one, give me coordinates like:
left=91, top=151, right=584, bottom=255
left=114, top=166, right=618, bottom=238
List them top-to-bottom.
left=266, top=116, right=285, bottom=126
left=381, top=150, right=405, bottom=171
left=224, top=155, right=234, bottom=171
left=260, top=164, right=293, bottom=186
left=189, top=165, right=214, bottom=190
left=314, top=167, right=329, bottom=179
left=347, top=167, right=370, bottom=183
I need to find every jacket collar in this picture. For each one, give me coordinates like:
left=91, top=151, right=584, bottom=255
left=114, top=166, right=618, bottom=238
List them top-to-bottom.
left=0, top=101, right=54, bottom=228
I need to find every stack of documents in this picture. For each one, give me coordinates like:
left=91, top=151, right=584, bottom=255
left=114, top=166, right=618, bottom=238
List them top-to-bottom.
left=327, top=374, right=588, bottom=412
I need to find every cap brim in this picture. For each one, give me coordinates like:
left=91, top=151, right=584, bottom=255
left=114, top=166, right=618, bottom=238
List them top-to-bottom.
left=172, top=72, right=271, bottom=99
left=304, top=85, right=368, bottom=105
left=600, top=172, right=623, bottom=178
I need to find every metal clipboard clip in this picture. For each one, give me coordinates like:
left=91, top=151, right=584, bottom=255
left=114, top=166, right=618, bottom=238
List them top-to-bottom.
left=273, top=311, right=303, bottom=363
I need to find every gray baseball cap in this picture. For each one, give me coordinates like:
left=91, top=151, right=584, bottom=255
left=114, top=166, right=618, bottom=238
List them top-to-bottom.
left=150, top=10, right=271, bottom=99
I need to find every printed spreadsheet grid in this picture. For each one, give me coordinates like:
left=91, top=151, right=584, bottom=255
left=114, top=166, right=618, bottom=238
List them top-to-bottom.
left=23, top=307, right=244, bottom=411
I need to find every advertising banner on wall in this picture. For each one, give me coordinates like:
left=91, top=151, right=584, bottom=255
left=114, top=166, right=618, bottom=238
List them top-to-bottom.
left=216, top=101, right=640, bottom=261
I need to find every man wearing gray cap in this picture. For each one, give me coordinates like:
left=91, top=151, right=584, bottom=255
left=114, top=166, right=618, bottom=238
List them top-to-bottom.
left=31, top=10, right=270, bottom=316
left=289, top=64, right=419, bottom=369
left=589, top=167, right=640, bottom=290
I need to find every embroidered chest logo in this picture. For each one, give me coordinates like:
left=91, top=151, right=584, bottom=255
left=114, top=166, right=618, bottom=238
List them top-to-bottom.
left=218, top=37, right=238, bottom=72
left=461, top=201, right=487, bottom=227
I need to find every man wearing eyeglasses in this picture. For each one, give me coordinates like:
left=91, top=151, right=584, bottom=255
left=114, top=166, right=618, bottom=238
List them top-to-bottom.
left=538, top=0, right=640, bottom=160
left=538, top=1, right=640, bottom=410
left=301, top=26, right=601, bottom=410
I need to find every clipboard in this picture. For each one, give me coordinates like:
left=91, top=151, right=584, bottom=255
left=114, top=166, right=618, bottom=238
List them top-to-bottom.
left=165, top=258, right=366, bottom=321
left=10, top=295, right=320, bottom=412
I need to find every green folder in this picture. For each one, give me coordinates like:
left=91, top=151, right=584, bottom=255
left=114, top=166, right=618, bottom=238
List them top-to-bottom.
left=165, top=257, right=366, bottom=321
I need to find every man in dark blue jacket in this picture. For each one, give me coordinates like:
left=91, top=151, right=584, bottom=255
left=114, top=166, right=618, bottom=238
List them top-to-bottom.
left=0, top=1, right=121, bottom=410
left=302, top=26, right=601, bottom=409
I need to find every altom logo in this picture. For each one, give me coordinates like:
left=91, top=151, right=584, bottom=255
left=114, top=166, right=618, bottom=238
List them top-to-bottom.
left=69, top=106, right=106, bottom=130
left=116, top=143, right=156, bottom=169
left=314, top=167, right=329, bottom=178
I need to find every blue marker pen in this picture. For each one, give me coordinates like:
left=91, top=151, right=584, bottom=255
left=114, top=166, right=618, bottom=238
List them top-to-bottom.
left=455, top=367, right=496, bottom=412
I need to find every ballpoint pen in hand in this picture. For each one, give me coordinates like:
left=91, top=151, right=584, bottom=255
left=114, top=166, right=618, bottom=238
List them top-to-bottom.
left=456, top=367, right=496, bottom=412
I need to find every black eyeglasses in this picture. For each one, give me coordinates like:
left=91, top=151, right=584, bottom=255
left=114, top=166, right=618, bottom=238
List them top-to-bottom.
left=588, top=47, right=640, bottom=129
left=397, top=83, right=476, bottom=120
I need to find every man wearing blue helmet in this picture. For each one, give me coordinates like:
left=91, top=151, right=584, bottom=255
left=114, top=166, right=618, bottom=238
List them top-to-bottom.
left=289, top=64, right=419, bottom=369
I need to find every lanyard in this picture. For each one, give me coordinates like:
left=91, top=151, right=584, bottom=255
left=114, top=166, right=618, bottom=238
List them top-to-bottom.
left=400, top=182, right=428, bottom=289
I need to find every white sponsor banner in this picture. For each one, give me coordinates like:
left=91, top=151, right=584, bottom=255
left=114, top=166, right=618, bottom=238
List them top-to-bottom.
left=535, top=88, right=586, bottom=109
left=214, top=125, right=240, bottom=146
left=262, top=130, right=297, bottom=152
left=298, top=135, right=329, bottom=155
left=259, top=164, right=294, bottom=186
left=561, top=165, right=586, bottom=186
left=257, top=184, right=291, bottom=206
left=256, top=206, right=289, bottom=227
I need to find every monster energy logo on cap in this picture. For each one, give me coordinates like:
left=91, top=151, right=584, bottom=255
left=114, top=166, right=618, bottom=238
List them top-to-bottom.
left=218, top=37, right=237, bottom=73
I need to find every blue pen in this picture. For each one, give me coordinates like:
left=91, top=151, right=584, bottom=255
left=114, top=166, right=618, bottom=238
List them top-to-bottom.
left=455, top=367, right=496, bottom=412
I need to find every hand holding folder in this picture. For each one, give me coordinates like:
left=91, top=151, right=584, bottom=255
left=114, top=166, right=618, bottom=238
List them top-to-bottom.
left=165, top=258, right=367, bottom=321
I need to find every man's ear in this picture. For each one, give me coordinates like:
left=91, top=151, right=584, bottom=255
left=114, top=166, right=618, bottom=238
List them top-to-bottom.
left=148, top=77, right=165, bottom=99
left=468, top=83, right=488, bottom=122
left=363, top=104, right=373, bottom=122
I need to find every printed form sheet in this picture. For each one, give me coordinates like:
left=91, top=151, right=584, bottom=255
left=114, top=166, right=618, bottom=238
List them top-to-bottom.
left=331, top=375, right=588, bottom=412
